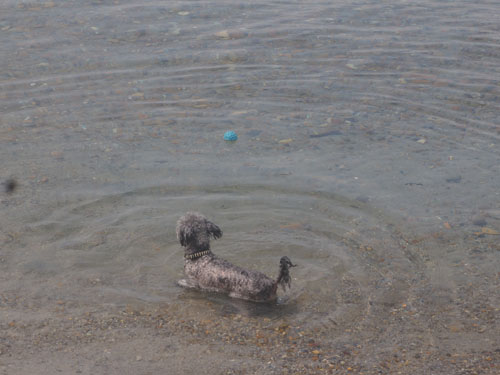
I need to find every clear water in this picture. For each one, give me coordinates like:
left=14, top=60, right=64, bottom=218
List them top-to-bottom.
left=1, top=0, right=499, bottom=372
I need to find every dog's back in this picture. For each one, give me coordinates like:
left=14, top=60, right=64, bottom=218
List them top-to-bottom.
left=185, top=255, right=278, bottom=302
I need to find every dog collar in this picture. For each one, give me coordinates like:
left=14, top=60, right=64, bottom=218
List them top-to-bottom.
left=185, top=250, right=211, bottom=260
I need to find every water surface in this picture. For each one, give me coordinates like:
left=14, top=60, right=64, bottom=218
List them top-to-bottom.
left=1, top=0, right=499, bottom=373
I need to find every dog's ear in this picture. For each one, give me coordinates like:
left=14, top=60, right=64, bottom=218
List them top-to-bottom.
left=206, top=220, right=222, bottom=240
left=176, top=221, right=194, bottom=247
left=178, top=228, right=188, bottom=246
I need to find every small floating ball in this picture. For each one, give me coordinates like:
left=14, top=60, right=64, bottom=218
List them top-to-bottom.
left=223, top=131, right=238, bottom=141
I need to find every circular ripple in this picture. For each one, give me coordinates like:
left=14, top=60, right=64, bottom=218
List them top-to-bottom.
left=10, top=184, right=424, bottom=334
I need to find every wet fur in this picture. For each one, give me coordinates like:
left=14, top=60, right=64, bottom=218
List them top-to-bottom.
left=176, top=212, right=295, bottom=302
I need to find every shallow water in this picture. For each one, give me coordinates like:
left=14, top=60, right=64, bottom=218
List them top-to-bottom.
left=1, top=0, right=499, bottom=373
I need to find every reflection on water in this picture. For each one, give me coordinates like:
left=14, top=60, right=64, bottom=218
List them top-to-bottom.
left=1, top=0, right=499, bottom=373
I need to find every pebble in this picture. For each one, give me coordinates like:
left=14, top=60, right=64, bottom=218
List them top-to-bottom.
left=214, top=30, right=247, bottom=40
left=215, top=30, right=230, bottom=39
left=446, top=176, right=462, bottom=183
left=4, top=178, right=18, bottom=194
left=472, top=217, right=487, bottom=226
left=477, top=227, right=499, bottom=235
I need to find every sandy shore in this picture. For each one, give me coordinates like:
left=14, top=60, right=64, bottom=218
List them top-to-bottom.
left=1, top=296, right=498, bottom=375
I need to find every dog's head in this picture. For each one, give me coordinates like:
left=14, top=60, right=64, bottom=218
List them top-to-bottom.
left=176, top=212, right=222, bottom=254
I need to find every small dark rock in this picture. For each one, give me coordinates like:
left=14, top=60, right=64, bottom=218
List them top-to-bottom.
left=246, top=130, right=261, bottom=137
left=309, top=130, right=342, bottom=138
left=446, top=176, right=462, bottom=183
left=4, top=179, right=18, bottom=194
left=355, top=196, right=369, bottom=203
left=472, top=217, right=487, bottom=226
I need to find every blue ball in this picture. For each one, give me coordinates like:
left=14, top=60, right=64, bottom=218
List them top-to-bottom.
left=223, top=131, right=238, bottom=141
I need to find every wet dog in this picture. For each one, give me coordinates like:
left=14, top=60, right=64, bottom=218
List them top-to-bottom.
left=176, top=212, right=296, bottom=302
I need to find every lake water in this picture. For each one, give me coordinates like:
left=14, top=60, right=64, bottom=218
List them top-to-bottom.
left=1, top=0, right=499, bottom=374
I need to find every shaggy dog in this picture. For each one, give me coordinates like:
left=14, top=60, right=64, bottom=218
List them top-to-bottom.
left=176, top=212, right=296, bottom=302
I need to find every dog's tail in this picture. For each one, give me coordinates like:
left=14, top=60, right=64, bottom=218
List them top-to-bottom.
left=276, top=256, right=297, bottom=291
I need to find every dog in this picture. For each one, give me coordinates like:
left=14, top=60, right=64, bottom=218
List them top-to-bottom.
left=176, top=212, right=296, bottom=302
